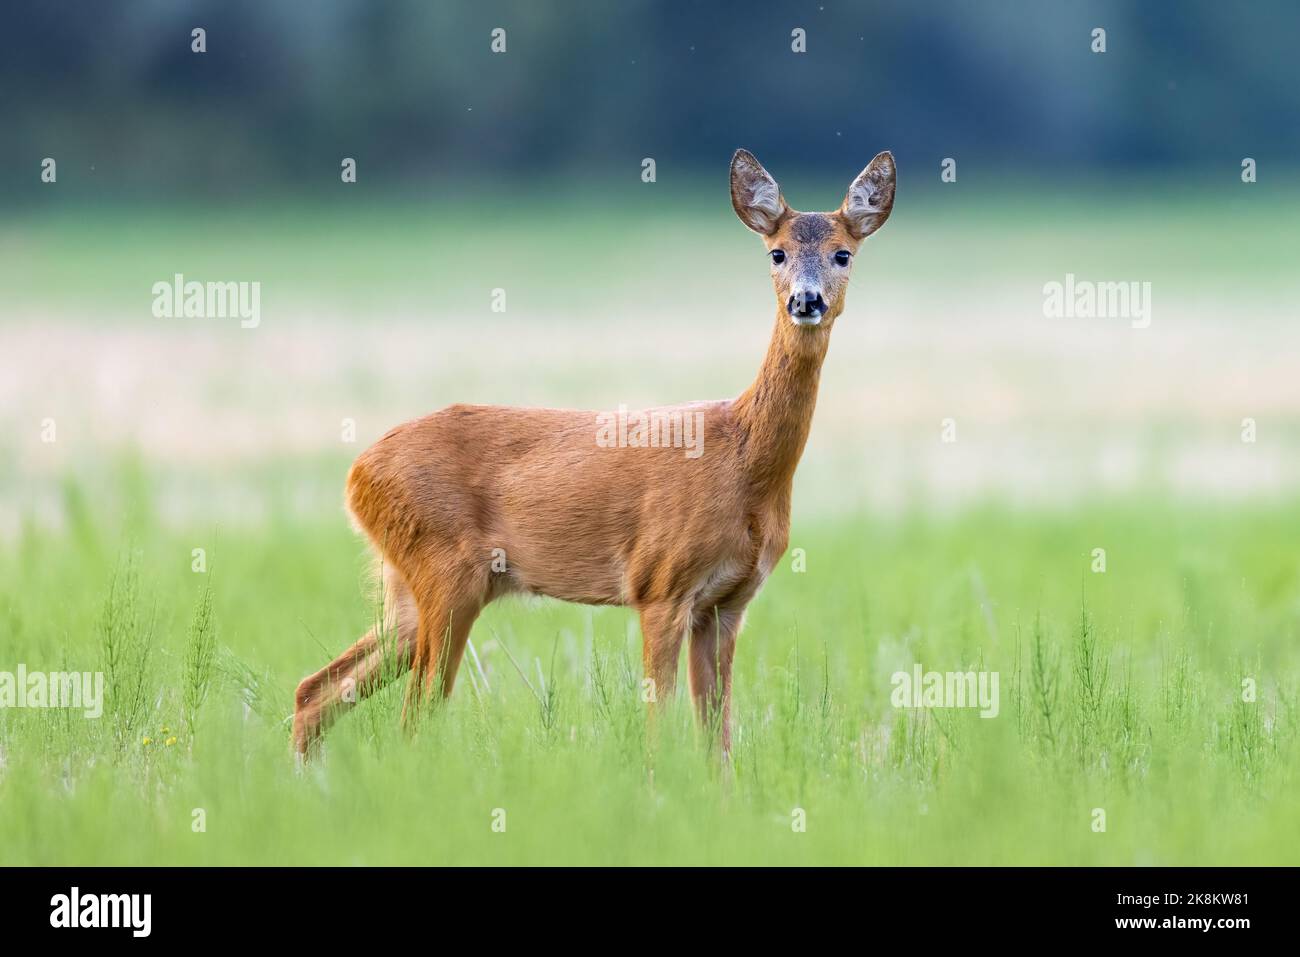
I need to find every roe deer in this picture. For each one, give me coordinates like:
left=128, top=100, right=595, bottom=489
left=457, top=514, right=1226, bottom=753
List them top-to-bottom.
left=292, top=148, right=896, bottom=756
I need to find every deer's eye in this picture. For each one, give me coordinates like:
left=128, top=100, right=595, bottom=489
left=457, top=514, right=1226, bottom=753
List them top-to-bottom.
left=770, top=249, right=786, bottom=265
left=834, top=250, right=851, bottom=266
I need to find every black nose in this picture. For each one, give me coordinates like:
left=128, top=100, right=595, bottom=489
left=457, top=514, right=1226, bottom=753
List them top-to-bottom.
left=788, top=291, right=827, bottom=317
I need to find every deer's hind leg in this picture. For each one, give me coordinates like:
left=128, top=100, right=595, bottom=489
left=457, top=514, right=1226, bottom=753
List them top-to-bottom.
left=401, top=551, right=490, bottom=722
left=293, top=568, right=418, bottom=756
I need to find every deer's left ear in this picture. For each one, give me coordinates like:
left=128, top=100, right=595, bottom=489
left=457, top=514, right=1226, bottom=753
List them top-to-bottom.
left=840, top=151, right=895, bottom=240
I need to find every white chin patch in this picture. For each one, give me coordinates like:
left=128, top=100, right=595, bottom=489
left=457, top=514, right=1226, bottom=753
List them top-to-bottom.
left=791, top=313, right=823, bottom=327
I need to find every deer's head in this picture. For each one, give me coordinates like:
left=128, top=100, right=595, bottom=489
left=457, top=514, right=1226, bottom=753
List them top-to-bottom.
left=730, top=149, right=895, bottom=328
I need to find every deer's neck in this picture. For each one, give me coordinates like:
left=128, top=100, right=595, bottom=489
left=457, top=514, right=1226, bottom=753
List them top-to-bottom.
left=732, top=312, right=830, bottom=499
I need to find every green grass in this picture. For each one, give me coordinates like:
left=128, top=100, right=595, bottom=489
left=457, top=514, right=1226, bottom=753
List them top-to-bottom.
left=1, top=474, right=1297, bottom=865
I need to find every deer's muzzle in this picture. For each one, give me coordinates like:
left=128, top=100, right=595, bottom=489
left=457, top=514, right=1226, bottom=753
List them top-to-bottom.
left=788, top=289, right=827, bottom=325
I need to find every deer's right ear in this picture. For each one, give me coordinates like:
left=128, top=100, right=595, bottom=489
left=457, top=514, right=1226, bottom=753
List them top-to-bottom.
left=730, top=149, right=787, bottom=236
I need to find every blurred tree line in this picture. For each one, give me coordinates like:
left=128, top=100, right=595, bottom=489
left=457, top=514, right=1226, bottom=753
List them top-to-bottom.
left=2, top=0, right=1296, bottom=200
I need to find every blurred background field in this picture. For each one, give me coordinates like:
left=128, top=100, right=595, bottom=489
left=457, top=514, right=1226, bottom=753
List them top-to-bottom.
left=1, top=0, right=1299, bottom=865
left=4, top=189, right=1298, bottom=532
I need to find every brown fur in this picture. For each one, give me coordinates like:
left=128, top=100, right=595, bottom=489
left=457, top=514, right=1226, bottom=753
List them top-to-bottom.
left=292, top=149, right=896, bottom=756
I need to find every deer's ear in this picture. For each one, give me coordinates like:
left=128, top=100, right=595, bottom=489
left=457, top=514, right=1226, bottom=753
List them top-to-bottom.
left=730, top=149, right=787, bottom=236
left=840, top=151, right=895, bottom=240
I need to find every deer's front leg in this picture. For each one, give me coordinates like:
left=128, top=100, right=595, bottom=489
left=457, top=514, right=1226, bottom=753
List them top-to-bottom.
left=638, top=601, right=692, bottom=704
left=688, top=607, right=743, bottom=754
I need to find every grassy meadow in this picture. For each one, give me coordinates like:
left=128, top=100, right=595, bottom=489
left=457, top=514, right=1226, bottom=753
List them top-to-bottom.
left=2, top=186, right=1298, bottom=865
left=1, top=491, right=1298, bottom=865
